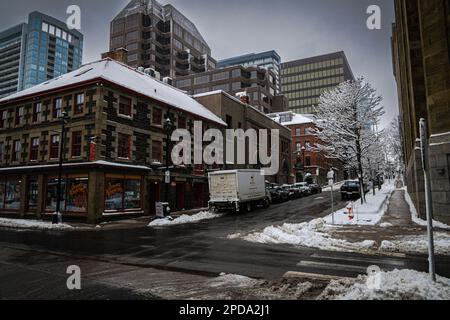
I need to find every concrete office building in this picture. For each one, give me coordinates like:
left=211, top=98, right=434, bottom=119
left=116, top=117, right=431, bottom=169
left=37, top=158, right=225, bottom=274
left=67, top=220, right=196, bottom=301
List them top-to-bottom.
left=109, top=0, right=216, bottom=79
left=392, top=0, right=450, bottom=224
left=0, top=11, right=83, bottom=98
left=217, top=50, right=282, bottom=93
left=281, top=51, right=354, bottom=115
left=174, top=64, right=279, bottom=114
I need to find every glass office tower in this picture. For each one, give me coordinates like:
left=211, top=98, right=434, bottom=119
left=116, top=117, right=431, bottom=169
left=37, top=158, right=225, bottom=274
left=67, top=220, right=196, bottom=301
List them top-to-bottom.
left=0, top=11, right=83, bottom=98
left=217, top=50, right=282, bottom=94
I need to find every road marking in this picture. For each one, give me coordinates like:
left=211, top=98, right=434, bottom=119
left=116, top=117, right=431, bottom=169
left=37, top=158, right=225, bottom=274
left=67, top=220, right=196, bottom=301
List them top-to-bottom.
left=314, top=197, right=325, bottom=200
left=311, top=253, right=406, bottom=267
left=297, top=260, right=371, bottom=273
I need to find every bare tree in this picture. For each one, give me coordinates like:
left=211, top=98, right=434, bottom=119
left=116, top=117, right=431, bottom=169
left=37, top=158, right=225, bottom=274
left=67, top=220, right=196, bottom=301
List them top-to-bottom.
left=314, top=78, right=385, bottom=204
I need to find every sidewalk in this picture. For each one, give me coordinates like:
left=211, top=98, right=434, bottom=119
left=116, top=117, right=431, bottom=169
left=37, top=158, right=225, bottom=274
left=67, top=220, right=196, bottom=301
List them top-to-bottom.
left=328, top=190, right=450, bottom=255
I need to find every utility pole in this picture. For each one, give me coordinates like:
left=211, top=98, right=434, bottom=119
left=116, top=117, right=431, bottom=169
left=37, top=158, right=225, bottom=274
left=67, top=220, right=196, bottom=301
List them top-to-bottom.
left=419, top=118, right=436, bottom=282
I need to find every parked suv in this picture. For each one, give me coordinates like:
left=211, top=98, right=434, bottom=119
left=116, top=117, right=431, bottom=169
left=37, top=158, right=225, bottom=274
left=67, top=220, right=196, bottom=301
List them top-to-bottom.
left=340, top=180, right=368, bottom=200
left=308, top=184, right=322, bottom=194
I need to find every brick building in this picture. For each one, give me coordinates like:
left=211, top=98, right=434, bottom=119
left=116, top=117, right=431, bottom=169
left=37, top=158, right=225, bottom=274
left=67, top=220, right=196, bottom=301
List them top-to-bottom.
left=391, top=0, right=450, bottom=224
left=0, top=58, right=226, bottom=223
left=194, top=91, right=294, bottom=185
left=268, top=111, right=344, bottom=184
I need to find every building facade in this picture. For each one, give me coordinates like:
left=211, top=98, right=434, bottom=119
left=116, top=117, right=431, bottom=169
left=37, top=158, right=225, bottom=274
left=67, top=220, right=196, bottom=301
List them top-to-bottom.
left=109, top=0, right=216, bottom=79
left=392, top=0, right=450, bottom=224
left=0, top=11, right=84, bottom=98
left=217, top=50, right=282, bottom=94
left=281, top=51, right=354, bottom=115
left=0, top=59, right=226, bottom=223
left=174, top=65, right=279, bottom=114
left=194, top=91, right=294, bottom=185
left=268, top=111, right=344, bottom=185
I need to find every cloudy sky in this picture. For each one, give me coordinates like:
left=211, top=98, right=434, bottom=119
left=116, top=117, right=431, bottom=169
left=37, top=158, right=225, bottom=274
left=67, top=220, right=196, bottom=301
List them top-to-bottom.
left=0, top=0, right=397, bottom=126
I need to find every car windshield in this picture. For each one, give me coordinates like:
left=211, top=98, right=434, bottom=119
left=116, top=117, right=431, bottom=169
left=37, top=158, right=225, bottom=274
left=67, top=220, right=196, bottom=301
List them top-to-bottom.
left=345, top=181, right=359, bottom=187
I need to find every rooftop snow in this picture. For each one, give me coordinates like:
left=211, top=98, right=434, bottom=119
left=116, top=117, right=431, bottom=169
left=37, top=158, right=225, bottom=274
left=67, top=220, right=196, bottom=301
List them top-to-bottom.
left=0, top=59, right=226, bottom=126
left=269, top=112, right=314, bottom=126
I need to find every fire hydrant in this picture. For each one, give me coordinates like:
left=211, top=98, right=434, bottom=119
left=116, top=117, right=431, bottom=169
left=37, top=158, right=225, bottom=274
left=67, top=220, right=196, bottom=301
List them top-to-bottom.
left=347, top=203, right=354, bottom=221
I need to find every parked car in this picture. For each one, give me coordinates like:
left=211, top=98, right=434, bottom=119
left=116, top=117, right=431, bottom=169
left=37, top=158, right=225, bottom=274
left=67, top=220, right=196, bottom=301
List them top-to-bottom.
left=340, top=180, right=369, bottom=200
left=294, top=182, right=311, bottom=197
left=308, top=183, right=322, bottom=194
left=282, top=184, right=299, bottom=200
left=268, top=186, right=288, bottom=203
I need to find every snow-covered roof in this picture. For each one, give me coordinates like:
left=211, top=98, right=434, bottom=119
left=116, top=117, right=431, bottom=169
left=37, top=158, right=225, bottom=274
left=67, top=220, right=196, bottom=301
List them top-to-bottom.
left=0, top=59, right=226, bottom=126
left=268, top=112, right=314, bottom=126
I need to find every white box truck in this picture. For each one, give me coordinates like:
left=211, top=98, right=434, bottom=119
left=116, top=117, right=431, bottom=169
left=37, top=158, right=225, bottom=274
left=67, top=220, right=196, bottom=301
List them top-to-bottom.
left=208, top=169, right=270, bottom=212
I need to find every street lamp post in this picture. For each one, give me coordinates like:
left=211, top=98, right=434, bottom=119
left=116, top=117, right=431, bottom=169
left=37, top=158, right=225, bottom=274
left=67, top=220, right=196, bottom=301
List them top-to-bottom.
left=53, top=111, right=69, bottom=224
left=163, top=116, right=174, bottom=204
left=301, top=146, right=306, bottom=182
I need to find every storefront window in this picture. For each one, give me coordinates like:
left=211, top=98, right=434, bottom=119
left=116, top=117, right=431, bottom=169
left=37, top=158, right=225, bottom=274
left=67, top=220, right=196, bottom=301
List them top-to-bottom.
left=45, top=176, right=88, bottom=213
left=105, top=176, right=141, bottom=212
left=5, top=178, right=21, bottom=210
left=46, top=178, right=66, bottom=212
left=66, top=178, right=88, bottom=212
left=0, top=179, right=5, bottom=209
left=27, top=179, right=39, bottom=211
left=124, top=180, right=141, bottom=210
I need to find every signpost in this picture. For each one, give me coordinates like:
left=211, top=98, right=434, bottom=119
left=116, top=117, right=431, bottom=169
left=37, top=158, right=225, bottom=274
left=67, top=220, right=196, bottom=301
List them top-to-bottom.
left=419, top=118, right=436, bottom=282
left=328, top=170, right=335, bottom=225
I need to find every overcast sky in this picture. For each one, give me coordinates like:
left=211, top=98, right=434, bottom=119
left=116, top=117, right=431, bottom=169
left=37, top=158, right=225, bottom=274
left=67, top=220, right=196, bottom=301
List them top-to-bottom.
left=0, top=0, right=397, bottom=127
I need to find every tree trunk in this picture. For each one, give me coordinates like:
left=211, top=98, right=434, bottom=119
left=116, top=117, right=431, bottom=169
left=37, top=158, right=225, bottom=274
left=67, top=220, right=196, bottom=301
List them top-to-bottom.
left=355, top=131, right=365, bottom=204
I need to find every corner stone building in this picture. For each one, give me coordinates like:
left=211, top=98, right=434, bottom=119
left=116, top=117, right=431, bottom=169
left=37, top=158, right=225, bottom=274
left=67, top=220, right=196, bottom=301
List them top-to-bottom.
left=392, top=0, right=450, bottom=224
left=0, top=58, right=226, bottom=223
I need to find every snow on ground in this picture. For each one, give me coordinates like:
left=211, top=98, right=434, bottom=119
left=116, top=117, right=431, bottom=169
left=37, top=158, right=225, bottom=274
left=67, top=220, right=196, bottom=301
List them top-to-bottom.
left=322, top=181, right=345, bottom=192
left=323, top=182, right=395, bottom=226
left=404, top=188, right=450, bottom=230
left=148, top=211, right=221, bottom=227
left=0, top=218, right=74, bottom=230
left=228, top=218, right=376, bottom=253
left=380, top=233, right=450, bottom=256
left=319, top=269, right=450, bottom=300
left=206, top=273, right=264, bottom=288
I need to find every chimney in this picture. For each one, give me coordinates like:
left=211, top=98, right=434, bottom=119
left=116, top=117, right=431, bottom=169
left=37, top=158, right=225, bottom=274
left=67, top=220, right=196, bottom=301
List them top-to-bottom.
left=101, top=48, right=128, bottom=64
left=236, top=92, right=250, bottom=104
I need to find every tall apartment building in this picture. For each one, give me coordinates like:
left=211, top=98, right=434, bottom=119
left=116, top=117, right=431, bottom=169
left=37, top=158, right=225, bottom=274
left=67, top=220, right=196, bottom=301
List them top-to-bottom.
left=109, top=0, right=216, bottom=79
left=392, top=0, right=450, bottom=224
left=0, top=11, right=83, bottom=98
left=217, top=50, right=282, bottom=93
left=281, top=51, right=354, bottom=115
left=174, top=64, right=278, bottom=114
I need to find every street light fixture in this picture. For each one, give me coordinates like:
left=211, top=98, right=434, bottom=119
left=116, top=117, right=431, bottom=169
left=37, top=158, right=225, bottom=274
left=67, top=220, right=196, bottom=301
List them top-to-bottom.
left=53, top=111, right=69, bottom=224
left=163, top=116, right=175, bottom=203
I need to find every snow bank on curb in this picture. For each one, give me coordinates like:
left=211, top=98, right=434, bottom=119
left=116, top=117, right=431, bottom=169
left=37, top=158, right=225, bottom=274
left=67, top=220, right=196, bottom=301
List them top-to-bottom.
left=323, top=183, right=394, bottom=226
left=404, top=189, right=450, bottom=230
left=148, top=211, right=221, bottom=227
left=0, top=218, right=74, bottom=230
left=228, top=218, right=376, bottom=252
left=380, top=233, right=450, bottom=256
left=319, top=269, right=450, bottom=300
left=207, top=273, right=263, bottom=288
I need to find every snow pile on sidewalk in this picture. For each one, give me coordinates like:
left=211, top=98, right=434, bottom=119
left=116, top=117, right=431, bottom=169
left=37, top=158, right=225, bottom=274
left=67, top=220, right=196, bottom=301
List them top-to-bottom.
left=322, top=181, right=345, bottom=192
left=323, top=182, right=395, bottom=226
left=404, top=189, right=450, bottom=230
left=148, top=211, right=221, bottom=227
left=0, top=218, right=74, bottom=230
left=228, top=218, right=376, bottom=252
left=380, top=233, right=450, bottom=256
left=320, top=269, right=450, bottom=300
left=207, top=273, right=263, bottom=288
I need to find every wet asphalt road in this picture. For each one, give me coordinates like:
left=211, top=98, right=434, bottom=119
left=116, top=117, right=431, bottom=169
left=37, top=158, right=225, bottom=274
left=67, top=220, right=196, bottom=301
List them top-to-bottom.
left=1, top=190, right=449, bottom=285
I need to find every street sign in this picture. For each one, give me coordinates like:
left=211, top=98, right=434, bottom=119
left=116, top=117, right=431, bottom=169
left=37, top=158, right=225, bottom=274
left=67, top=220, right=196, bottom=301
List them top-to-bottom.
left=327, top=170, right=334, bottom=180
left=165, top=171, right=170, bottom=184
left=328, top=179, right=334, bottom=186
left=155, top=202, right=164, bottom=218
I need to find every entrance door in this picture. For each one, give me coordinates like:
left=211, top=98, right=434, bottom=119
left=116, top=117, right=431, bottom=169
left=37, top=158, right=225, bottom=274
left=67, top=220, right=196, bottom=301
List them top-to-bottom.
left=148, top=181, right=161, bottom=215
left=176, top=183, right=185, bottom=211
left=193, top=183, right=204, bottom=208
